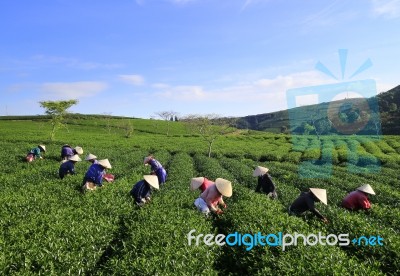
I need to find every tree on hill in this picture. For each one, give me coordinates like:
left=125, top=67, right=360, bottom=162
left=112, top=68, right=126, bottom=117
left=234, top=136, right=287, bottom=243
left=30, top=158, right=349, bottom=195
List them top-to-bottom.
left=39, top=99, right=78, bottom=140
left=183, top=114, right=235, bottom=157
left=302, top=122, right=315, bottom=135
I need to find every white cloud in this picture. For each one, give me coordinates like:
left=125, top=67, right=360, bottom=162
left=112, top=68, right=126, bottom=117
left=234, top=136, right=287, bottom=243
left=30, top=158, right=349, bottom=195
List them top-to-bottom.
left=371, top=0, right=400, bottom=18
left=151, top=71, right=332, bottom=112
left=255, top=71, right=331, bottom=91
left=119, top=74, right=145, bottom=86
left=40, top=81, right=108, bottom=100
left=152, top=83, right=170, bottom=89
left=155, top=85, right=206, bottom=100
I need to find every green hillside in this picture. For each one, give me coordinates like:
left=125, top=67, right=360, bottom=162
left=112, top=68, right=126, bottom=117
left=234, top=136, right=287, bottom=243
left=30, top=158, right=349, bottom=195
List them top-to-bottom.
left=237, top=85, right=400, bottom=135
left=0, top=117, right=399, bottom=274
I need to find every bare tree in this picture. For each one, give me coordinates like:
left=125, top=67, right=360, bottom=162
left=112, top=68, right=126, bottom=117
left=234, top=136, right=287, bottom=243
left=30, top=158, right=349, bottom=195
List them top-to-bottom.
left=154, top=110, right=179, bottom=135
left=103, top=112, right=113, bottom=134
left=183, top=114, right=236, bottom=157
left=121, top=120, right=134, bottom=138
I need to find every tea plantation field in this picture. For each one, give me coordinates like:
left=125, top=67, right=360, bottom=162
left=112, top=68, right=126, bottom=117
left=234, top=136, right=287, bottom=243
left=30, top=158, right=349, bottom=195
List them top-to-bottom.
left=0, top=119, right=399, bottom=275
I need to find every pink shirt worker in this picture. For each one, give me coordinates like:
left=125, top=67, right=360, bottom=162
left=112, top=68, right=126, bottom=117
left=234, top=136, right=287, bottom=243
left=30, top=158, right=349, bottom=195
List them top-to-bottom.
left=194, top=178, right=232, bottom=215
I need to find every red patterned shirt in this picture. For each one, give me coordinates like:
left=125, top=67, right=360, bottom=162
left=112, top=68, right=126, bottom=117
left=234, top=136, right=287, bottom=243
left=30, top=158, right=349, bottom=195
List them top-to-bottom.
left=342, top=190, right=371, bottom=210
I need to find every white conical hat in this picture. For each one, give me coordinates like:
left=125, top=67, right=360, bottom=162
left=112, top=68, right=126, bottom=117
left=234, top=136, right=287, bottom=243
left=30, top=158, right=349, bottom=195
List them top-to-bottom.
left=39, top=145, right=46, bottom=152
left=75, top=146, right=83, bottom=155
left=85, top=153, right=97, bottom=161
left=68, top=155, right=82, bottom=162
left=143, top=156, right=152, bottom=165
left=98, top=159, right=112, bottom=169
left=252, top=166, right=269, bottom=177
left=143, top=175, right=159, bottom=190
left=190, top=177, right=205, bottom=191
left=215, top=178, right=232, bottom=197
left=357, top=184, right=375, bottom=195
left=310, top=188, right=327, bottom=205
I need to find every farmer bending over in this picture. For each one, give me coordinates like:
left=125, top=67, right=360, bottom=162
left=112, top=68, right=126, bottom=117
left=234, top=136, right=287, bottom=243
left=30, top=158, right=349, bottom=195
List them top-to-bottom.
left=26, top=144, right=46, bottom=162
left=61, top=144, right=83, bottom=160
left=59, top=155, right=81, bottom=179
left=144, top=155, right=167, bottom=185
left=82, top=159, right=112, bottom=191
left=253, top=166, right=277, bottom=199
left=130, top=175, right=159, bottom=207
left=194, top=178, right=232, bottom=215
left=342, top=184, right=375, bottom=211
left=289, top=188, right=328, bottom=223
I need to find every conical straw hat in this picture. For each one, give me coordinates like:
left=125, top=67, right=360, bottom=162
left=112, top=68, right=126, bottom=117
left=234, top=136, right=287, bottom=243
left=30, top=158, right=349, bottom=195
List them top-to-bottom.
left=39, top=145, right=46, bottom=152
left=75, top=146, right=83, bottom=155
left=85, top=153, right=97, bottom=161
left=68, top=155, right=82, bottom=162
left=98, top=159, right=112, bottom=169
left=252, top=166, right=269, bottom=177
left=143, top=175, right=159, bottom=190
left=190, top=177, right=205, bottom=191
left=215, top=178, right=232, bottom=197
left=357, top=184, right=375, bottom=195
left=310, top=188, right=327, bottom=205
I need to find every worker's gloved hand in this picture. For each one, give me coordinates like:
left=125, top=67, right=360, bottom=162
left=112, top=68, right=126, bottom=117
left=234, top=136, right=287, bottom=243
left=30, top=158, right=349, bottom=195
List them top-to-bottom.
left=145, top=196, right=151, bottom=202
left=141, top=198, right=147, bottom=203
left=322, top=217, right=329, bottom=224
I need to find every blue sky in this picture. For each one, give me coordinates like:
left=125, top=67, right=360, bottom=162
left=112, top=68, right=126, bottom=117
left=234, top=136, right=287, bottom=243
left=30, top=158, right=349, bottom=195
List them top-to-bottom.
left=1, top=0, right=400, bottom=118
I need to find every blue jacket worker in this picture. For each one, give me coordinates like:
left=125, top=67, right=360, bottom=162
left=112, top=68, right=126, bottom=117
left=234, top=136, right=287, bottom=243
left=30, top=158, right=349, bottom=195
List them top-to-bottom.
left=61, top=144, right=83, bottom=160
left=59, top=155, right=81, bottom=179
left=143, top=155, right=167, bottom=185
left=82, top=159, right=112, bottom=190
left=130, top=175, right=159, bottom=206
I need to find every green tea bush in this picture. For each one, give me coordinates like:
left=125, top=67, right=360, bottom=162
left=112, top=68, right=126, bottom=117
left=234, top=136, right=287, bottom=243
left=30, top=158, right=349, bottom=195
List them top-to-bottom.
left=1, top=120, right=399, bottom=275
left=386, top=138, right=400, bottom=153
left=376, top=140, right=397, bottom=154
left=302, top=148, right=321, bottom=161
left=284, top=151, right=302, bottom=163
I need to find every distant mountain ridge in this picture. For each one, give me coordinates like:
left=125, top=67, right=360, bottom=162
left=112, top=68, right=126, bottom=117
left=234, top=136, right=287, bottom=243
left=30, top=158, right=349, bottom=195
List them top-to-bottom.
left=236, top=85, right=400, bottom=135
